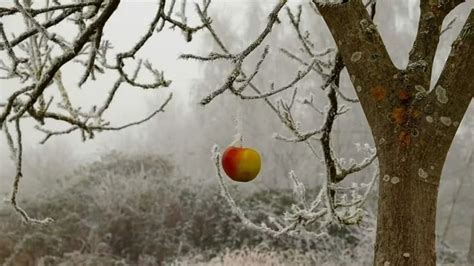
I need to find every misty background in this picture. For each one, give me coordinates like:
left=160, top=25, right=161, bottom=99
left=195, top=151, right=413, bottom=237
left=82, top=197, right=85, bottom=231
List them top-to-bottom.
left=0, top=0, right=473, bottom=264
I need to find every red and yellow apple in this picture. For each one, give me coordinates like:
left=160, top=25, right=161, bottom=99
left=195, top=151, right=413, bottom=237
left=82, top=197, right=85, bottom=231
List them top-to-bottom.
left=221, top=146, right=261, bottom=182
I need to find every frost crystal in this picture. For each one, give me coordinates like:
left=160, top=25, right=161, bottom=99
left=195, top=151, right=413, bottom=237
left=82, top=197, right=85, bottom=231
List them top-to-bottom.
left=351, top=51, right=363, bottom=62
left=356, top=85, right=362, bottom=92
left=435, top=85, right=448, bottom=104
left=426, top=116, right=434, bottom=123
left=440, top=116, right=452, bottom=126
left=453, top=121, right=459, bottom=127
left=339, top=158, right=346, bottom=165
left=418, top=168, right=428, bottom=179
left=383, top=174, right=390, bottom=182
left=390, top=176, right=400, bottom=184
left=403, top=252, right=410, bottom=258
left=384, top=261, right=391, bottom=266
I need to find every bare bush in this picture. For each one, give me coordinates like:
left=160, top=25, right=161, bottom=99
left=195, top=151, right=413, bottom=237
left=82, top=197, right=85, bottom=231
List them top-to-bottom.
left=0, top=152, right=380, bottom=265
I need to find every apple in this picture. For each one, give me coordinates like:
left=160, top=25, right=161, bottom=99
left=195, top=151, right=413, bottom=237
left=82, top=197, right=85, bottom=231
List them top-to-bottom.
left=221, top=146, right=261, bottom=182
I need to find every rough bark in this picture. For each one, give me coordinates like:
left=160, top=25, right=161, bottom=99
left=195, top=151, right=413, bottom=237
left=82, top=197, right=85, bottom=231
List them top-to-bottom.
left=314, top=1, right=474, bottom=265
left=373, top=134, right=449, bottom=266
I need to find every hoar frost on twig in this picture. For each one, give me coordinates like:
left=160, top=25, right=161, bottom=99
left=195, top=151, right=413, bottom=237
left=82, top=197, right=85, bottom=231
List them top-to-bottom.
left=0, top=0, right=209, bottom=223
left=186, top=0, right=380, bottom=239
left=212, top=145, right=378, bottom=239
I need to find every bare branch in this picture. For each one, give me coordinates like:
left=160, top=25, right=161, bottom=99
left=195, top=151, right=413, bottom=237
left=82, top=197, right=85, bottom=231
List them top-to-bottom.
left=0, top=0, right=204, bottom=222
left=9, top=0, right=121, bottom=122
left=13, top=0, right=72, bottom=51
left=195, top=0, right=288, bottom=104
left=314, top=0, right=397, bottom=128
left=407, top=0, right=465, bottom=87
left=0, top=1, right=101, bottom=17
left=199, top=1, right=380, bottom=239
left=0, top=7, right=77, bottom=51
left=421, top=10, right=474, bottom=139
left=8, top=119, right=54, bottom=224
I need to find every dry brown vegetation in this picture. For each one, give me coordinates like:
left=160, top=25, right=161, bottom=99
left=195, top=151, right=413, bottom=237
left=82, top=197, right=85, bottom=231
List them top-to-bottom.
left=0, top=152, right=466, bottom=265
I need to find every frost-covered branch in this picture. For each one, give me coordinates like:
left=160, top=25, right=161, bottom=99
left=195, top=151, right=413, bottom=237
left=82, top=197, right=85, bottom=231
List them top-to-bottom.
left=0, top=0, right=208, bottom=222
left=182, top=0, right=288, bottom=105
left=0, top=1, right=101, bottom=17
left=199, top=2, right=379, bottom=240
left=8, top=119, right=54, bottom=224
left=212, top=145, right=378, bottom=238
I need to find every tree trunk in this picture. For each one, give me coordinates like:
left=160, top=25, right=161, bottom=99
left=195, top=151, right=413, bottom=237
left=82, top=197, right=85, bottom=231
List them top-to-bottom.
left=314, top=2, right=473, bottom=264
left=373, top=127, right=454, bottom=266
left=374, top=152, right=440, bottom=265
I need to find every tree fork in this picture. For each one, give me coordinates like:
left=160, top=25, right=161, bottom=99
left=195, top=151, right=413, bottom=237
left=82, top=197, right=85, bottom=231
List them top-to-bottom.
left=315, top=1, right=473, bottom=264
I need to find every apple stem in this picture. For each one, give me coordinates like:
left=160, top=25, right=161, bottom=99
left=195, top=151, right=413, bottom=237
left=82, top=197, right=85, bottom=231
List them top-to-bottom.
left=235, top=99, right=244, bottom=147
left=229, top=133, right=243, bottom=147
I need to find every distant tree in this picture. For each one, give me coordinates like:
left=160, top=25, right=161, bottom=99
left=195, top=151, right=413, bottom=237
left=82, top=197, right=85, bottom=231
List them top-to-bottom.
left=0, top=0, right=207, bottom=223
left=187, top=0, right=473, bottom=265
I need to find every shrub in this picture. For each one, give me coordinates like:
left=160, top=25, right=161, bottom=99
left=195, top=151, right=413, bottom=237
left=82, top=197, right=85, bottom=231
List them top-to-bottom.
left=0, top=151, right=463, bottom=265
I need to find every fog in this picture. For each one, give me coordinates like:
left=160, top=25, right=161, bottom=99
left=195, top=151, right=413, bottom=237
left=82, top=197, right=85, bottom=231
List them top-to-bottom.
left=0, top=0, right=473, bottom=265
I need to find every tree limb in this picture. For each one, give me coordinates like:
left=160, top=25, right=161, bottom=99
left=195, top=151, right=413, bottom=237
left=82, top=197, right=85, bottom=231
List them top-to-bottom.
left=9, top=0, right=121, bottom=122
left=314, top=0, right=397, bottom=127
left=408, top=0, right=465, bottom=87
left=427, top=10, right=474, bottom=135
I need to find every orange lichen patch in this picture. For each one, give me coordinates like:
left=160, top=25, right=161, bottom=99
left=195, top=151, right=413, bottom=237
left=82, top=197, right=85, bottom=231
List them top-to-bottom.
left=371, top=86, right=387, bottom=101
left=398, top=89, right=411, bottom=101
left=392, top=107, right=406, bottom=124
left=410, top=108, right=421, bottom=119
left=399, top=131, right=411, bottom=148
